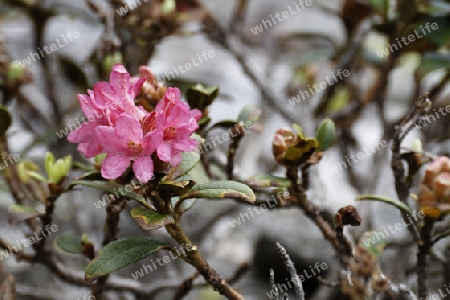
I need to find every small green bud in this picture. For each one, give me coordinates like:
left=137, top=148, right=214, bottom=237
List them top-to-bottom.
left=102, top=52, right=123, bottom=74
left=7, top=61, right=29, bottom=86
left=45, top=152, right=72, bottom=184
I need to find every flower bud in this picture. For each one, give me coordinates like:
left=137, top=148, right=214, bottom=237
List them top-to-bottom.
left=138, top=66, right=167, bottom=106
left=272, top=127, right=299, bottom=164
left=45, top=152, right=72, bottom=185
left=418, top=156, right=450, bottom=219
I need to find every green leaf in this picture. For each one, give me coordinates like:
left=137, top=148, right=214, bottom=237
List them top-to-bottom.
left=369, top=0, right=390, bottom=19
left=419, top=16, right=450, bottom=47
left=418, top=52, right=450, bottom=76
left=186, top=84, right=219, bottom=111
left=325, top=87, right=350, bottom=113
left=237, top=104, right=261, bottom=125
left=0, top=106, right=12, bottom=136
left=315, top=118, right=336, bottom=151
left=210, top=120, right=238, bottom=130
left=292, top=123, right=305, bottom=139
left=285, top=138, right=318, bottom=164
left=165, top=152, right=200, bottom=180
left=16, top=160, right=40, bottom=183
left=27, top=171, right=47, bottom=182
left=78, top=171, right=104, bottom=181
left=247, top=174, right=290, bottom=188
left=70, top=180, right=146, bottom=206
left=158, top=180, right=196, bottom=198
left=180, top=180, right=255, bottom=203
left=356, top=194, right=412, bottom=215
left=171, top=196, right=199, bottom=215
left=174, top=198, right=197, bottom=214
left=7, top=205, right=40, bottom=225
left=131, top=208, right=175, bottom=230
left=358, top=231, right=387, bottom=259
left=55, top=234, right=82, bottom=255
left=85, top=237, right=168, bottom=283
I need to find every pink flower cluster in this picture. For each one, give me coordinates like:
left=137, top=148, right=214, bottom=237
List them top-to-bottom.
left=68, top=64, right=201, bottom=183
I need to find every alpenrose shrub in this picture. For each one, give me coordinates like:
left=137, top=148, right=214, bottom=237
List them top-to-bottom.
left=68, top=64, right=201, bottom=183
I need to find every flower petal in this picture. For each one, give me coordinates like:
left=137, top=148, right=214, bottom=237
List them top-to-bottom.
left=110, top=64, right=131, bottom=102
left=130, top=76, right=146, bottom=98
left=190, top=108, right=202, bottom=121
left=114, top=113, right=143, bottom=142
left=95, top=126, right=130, bottom=154
left=143, top=130, right=163, bottom=154
left=171, top=136, right=197, bottom=152
left=77, top=141, right=103, bottom=158
left=157, top=143, right=171, bottom=162
left=169, top=151, right=183, bottom=166
left=101, top=154, right=131, bottom=180
left=132, top=156, right=154, bottom=183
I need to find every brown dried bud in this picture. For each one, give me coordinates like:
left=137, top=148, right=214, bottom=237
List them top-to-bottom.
left=272, top=127, right=299, bottom=165
left=418, top=156, right=450, bottom=219
left=335, top=205, right=362, bottom=228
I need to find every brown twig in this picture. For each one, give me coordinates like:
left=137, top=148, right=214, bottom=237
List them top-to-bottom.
left=230, top=0, right=248, bottom=34
left=391, top=94, right=431, bottom=244
left=227, top=124, right=245, bottom=180
left=286, top=166, right=344, bottom=257
left=91, top=198, right=126, bottom=299
left=334, top=205, right=362, bottom=257
left=417, top=217, right=434, bottom=298
left=164, top=220, right=244, bottom=300
left=0, top=237, right=34, bottom=262
left=172, top=271, right=200, bottom=300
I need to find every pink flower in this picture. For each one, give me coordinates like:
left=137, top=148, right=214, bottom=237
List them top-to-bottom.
left=68, top=64, right=146, bottom=157
left=68, top=65, right=201, bottom=183
left=143, top=87, right=201, bottom=166
left=95, top=113, right=162, bottom=183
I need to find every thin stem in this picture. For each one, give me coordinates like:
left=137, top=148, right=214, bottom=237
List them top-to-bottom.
left=91, top=198, right=125, bottom=299
left=417, top=217, right=434, bottom=298
left=164, top=221, right=243, bottom=300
